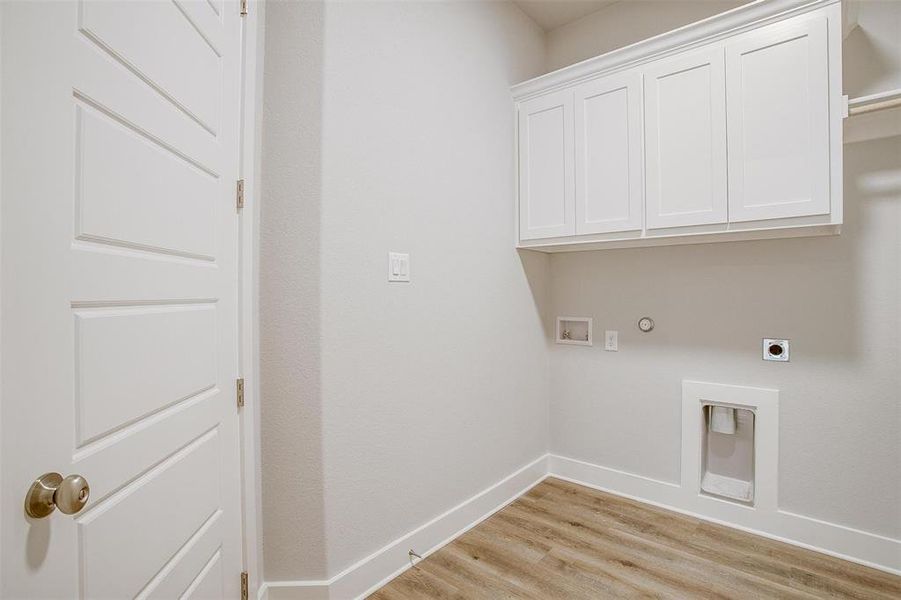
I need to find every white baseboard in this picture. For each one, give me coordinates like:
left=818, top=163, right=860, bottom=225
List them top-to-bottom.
left=260, top=451, right=900, bottom=600
left=260, top=454, right=550, bottom=600
left=549, top=454, right=901, bottom=577
left=262, top=580, right=329, bottom=600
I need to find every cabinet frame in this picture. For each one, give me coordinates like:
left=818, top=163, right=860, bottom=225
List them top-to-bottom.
left=512, top=0, right=842, bottom=253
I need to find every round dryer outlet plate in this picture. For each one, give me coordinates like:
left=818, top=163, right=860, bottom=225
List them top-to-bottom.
left=763, top=338, right=790, bottom=362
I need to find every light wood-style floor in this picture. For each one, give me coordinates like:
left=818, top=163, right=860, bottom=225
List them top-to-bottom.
left=369, top=478, right=901, bottom=599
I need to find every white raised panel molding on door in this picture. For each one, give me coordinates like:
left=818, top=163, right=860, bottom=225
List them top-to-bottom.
left=512, top=0, right=843, bottom=252
left=726, top=15, right=830, bottom=222
left=644, top=46, right=727, bottom=230
left=574, top=71, right=643, bottom=234
left=518, top=89, right=575, bottom=240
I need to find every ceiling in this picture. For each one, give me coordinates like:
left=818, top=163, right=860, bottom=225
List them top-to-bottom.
left=513, top=0, right=620, bottom=32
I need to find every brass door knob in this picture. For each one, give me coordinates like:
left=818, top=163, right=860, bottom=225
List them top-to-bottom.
left=25, top=472, right=90, bottom=518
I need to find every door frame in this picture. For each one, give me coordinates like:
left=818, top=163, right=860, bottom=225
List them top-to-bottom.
left=239, top=1, right=266, bottom=598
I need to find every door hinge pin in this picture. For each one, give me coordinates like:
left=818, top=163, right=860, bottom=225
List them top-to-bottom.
left=240, top=0, right=248, bottom=17
left=236, top=179, right=245, bottom=210
left=237, top=378, right=245, bottom=409
left=240, top=571, right=249, bottom=600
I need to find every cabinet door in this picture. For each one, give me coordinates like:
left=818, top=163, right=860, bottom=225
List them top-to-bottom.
left=726, top=17, right=830, bottom=222
left=644, top=47, right=727, bottom=229
left=574, top=72, right=643, bottom=234
left=518, top=90, right=575, bottom=240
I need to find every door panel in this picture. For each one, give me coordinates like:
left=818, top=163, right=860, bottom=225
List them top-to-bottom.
left=79, top=0, right=222, bottom=133
left=1, top=2, right=243, bottom=598
left=726, top=16, right=830, bottom=222
left=73, top=38, right=220, bottom=173
left=644, top=46, right=727, bottom=229
left=574, top=71, right=643, bottom=234
left=518, top=90, right=575, bottom=240
left=76, top=105, right=218, bottom=260
left=74, top=304, right=217, bottom=445
left=78, top=431, right=220, bottom=599
left=146, top=514, right=223, bottom=600
left=181, top=550, right=225, bottom=600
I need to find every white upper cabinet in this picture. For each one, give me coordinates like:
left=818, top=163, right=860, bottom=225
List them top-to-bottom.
left=512, top=0, right=842, bottom=252
left=726, top=16, right=830, bottom=222
left=643, top=47, right=727, bottom=230
left=574, top=71, right=643, bottom=234
left=518, top=89, right=575, bottom=240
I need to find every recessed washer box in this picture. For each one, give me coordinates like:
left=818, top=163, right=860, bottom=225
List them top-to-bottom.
left=556, top=317, right=592, bottom=346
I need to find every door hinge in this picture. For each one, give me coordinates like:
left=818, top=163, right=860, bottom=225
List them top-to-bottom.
left=240, top=0, right=248, bottom=17
left=236, top=179, right=245, bottom=210
left=237, top=377, right=245, bottom=409
left=240, top=571, right=249, bottom=600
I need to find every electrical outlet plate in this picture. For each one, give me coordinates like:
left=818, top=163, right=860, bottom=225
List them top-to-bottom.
left=604, top=330, right=618, bottom=352
left=763, top=338, right=789, bottom=362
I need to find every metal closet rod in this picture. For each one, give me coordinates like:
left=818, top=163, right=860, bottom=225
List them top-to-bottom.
left=847, top=88, right=901, bottom=117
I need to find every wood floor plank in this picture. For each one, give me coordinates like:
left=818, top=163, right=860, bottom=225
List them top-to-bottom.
left=368, top=478, right=901, bottom=599
left=530, top=481, right=807, bottom=594
left=501, top=499, right=818, bottom=599
left=468, top=516, right=552, bottom=565
left=691, top=521, right=901, bottom=599
left=448, top=534, right=594, bottom=599
left=425, top=544, right=548, bottom=599
left=536, top=549, right=660, bottom=599
left=368, top=566, right=464, bottom=600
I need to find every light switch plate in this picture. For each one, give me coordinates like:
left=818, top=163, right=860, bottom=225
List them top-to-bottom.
left=388, top=252, right=410, bottom=282
left=604, top=330, right=618, bottom=352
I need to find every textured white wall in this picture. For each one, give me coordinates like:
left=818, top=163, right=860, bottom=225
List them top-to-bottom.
left=260, top=0, right=327, bottom=580
left=261, top=0, right=549, bottom=579
left=318, top=0, right=548, bottom=573
left=545, top=0, right=749, bottom=71
left=546, top=0, right=901, bottom=540
left=843, top=0, right=901, bottom=96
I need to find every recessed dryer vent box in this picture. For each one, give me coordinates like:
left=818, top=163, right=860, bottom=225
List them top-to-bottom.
left=556, top=317, right=592, bottom=346
left=682, top=381, right=779, bottom=515
left=701, top=404, right=755, bottom=505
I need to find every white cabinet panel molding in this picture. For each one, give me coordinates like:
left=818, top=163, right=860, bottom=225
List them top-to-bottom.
left=726, top=16, right=831, bottom=222
left=644, top=47, right=727, bottom=230
left=574, top=71, right=643, bottom=234
left=518, top=89, right=575, bottom=240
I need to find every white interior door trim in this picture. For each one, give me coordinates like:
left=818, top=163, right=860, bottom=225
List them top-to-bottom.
left=238, top=0, right=266, bottom=598
left=239, top=1, right=265, bottom=596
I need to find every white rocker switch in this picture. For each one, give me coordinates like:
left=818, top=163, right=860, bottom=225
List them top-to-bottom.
left=388, top=252, right=410, bottom=282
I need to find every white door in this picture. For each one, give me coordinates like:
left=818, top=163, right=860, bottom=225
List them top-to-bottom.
left=1, top=2, right=244, bottom=598
left=726, top=16, right=830, bottom=222
left=644, top=46, right=727, bottom=230
left=574, top=71, right=643, bottom=235
left=518, top=89, right=575, bottom=240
